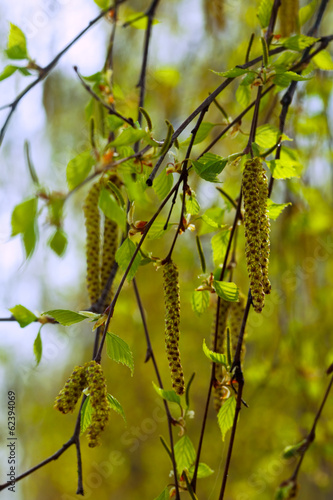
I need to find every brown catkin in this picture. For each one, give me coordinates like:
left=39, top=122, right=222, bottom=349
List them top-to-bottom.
left=279, top=0, right=299, bottom=37
left=242, top=158, right=265, bottom=313
left=258, top=167, right=271, bottom=295
left=101, top=176, right=120, bottom=308
left=83, top=181, right=102, bottom=305
left=163, top=261, right=185, bottom=396
left=229, top=292, right=247, bottom=364
left=211, top=298, right=230, bottom=412
left=84, top=361, right=110, bottom=448
left=54, top=365, right=87, bottom=414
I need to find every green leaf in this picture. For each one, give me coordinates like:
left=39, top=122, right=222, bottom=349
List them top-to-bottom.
left=93, top=0, right=110, bottom=9
left=257, top=0, right=273, bottom=28
left=299, top=0, right=317, bottom=27
left=124, top=12, right=159, bottom=30
left=6, top=23, right=28, bottom=60
left=282, top=34, right=319, bottom=51
left=312, top=50, right=333, bottom=71
left=0, top=65, right=22, bottom=81
left=212, top=67, right=248, bottom=78
left=273, top=70, right=311, bottom=87
left=236, top=82, right=251, bottom=107
left=106, top=114, right=125, bottom=132
left=181, top=122, right=216, bottom=146
left=255, top=124, right=291, bottom=149
left=108, top=128, right=146, bottom=147
left=66, top=151, right=94, bottom=190
left=192, top=153, right=227, bottom=182
left=267, top=159, right=301, bottom=179
left=154, top=170, right=174, bottom=200
left=105, top=179, right=125, bottom=208
left=99, top=188, right=126, bottom=230
left=186, top=191, right=200, bottom=215
left=11, top=198, right=37, bottom=236
left=267, top=199, right=291, bottom=220
left=147, top=221, right=170, bottom=240
left=22, top=224, right=38, bottom=258
left=48, top=229, right=68, bottom=257
left=211, top=230, right=230, bottom=265
left=115, top=238, right=141, bottom=281
left=213, top=281, right=239, bottom=302
left=191, top=290, right=210, bottom=316
left=9, top=305, right=37, bottom=328
left=42, top=309, right=87, bottom=326
left=33, top=328, right=43, bottom=366
left=106, top=332, right=134, bottom=375
left=202, top=339, right=227, bottom=366
left=152, top=382, right=181, bottom=406
left=107, top=393, right=127, bottom=423
left=80, top=396, right=93, bottom=434
left=217, top=396, right=236, bottom=441
left=174, top=435, right=196, bottom=474
left=283, top=439, right=307, bottom=459
left=188, top=463, right=214, bottom=479
left=154, top=488, right=169, bottom=500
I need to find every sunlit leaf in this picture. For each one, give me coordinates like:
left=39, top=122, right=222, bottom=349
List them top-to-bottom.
left=93, top=0, right=110, bottom=9
left=257, top=0, right=274, bottom=28
left=299, top=0, right=317, bottom=27
left=124, top=11, right=159, bottom=29
left=6, top=23, right=28, bottom=60
left=282, top=34, right=319, bottom=51
left=313, top=50, right=333, bottom=71
left=0, top=64, right=30, bottom=81
left=212, top=67, right=248, bottom=78
left=236, top=82, right=251, bottom=107
left=106, top=114, right=125, bottom=132
left=181, top=122, right=216, bottom=146
left=255, top=125, right=292, bottom=149
left=108, top=128, right=147, bottom=147
left=66, top=151, right=94, bottom=190
left=192, top=153, right=227, bottom=182
left=267, top=158, right=301, bottom=179
left=154, top=170, right=174, bottom=200
left=99, top=188, right=126, bottom=230
left=186, top=191, right=200, bottom=215
left=267, top=199, right=292, bottom=220
left=147, top=221, right=170, bottom=240
left=48, top=229, right=68, bottom=257
left=211, top=230, right=230, bottom=265
left=115, top=238, right=141, bottom=281
left=213, top=281, right=239, bottom=302
left=191, top=290, right=210, bottom=316
left=9, top=305, right=37, bottom=328
left=42, top=309, right=87, bottom=326
left=33, top=328, right=43, bottom=366
left=106, top=332, right=134, bottom=375
left=202, top=339, right=227, bottom=366
left=152, top=382, right=181, bottom=406
left=107, top=393, right=127, bottom=423
left=80, top=396, right=93, bottom=434
left=217, top=396, right=236, bottom=441
left=174, top=435, right=196, bottom=474
left=188, top=463, right=214, bottom=479
left=154, top=488, right=169, bottom=500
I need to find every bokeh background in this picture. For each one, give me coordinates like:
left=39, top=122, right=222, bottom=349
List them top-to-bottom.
left=1, top=1, right=333, bottom=499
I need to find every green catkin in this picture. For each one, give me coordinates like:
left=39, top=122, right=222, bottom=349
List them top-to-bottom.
left=279, top=0, right=299, bottom=37
left=242, top=158, right=265, bottom=313
left=258, top=167, right=271, bottom=295
left=101, top=176, right=120, bottom=308
left=83, top=181, right=102, bottom=305
left=163, top=261, right=185, bottom=396
left=229, top=292, right=247, bottom=364
left=211, top=298, right=230, bottom=412
left=84, top=361, right=110, bottom=448
left=54, top=365, right=87, bottom=414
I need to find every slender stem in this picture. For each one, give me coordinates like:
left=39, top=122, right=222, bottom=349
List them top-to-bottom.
left=245, top=33, right=255, bottom=63
left=132, top=279, right=180, bottom=499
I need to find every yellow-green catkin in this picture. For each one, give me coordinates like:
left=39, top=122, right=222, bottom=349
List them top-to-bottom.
left=279, top=0, right=299, bottom=37
left=242, top=158, right=265, bottom=313
left=258, top=166, right=271, bottom=295
left=101, top=176, right=120, bottom=308
left=83, top=181, right=102, bottom=305
left=163, top=261, right=185, bottom=396
left=229, top=292, right=247, bottom=364
left=211, top=298, right=230, bottom=412
left=84, top=361, right=110, bottom=448
left=54, top=365, right=87, bottom=414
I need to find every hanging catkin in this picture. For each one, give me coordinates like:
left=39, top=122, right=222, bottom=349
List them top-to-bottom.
left=204, top=0, right=225, bottom=32
left=279, top=0, right=299, bottom=37
left=242, top=158, right=265, bottom=312
left=258, top=166, right=271, bottom=295
left=101, top=175, right=120, bottom=308
left=83, top=181, right=102, bottom=305
left=163, top=261, right=185, bottom=395
left=229, top=292, right=247, bottom=363
left=211, top=298, right=230, bottom=412
left=85, top=361, right=110, bottom=448
left=54, top=365, right=87, bottom=414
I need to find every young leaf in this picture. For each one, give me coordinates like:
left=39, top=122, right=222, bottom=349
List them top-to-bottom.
left=93, top=0, right=110, bottom=9
left=257, top=0, right=273, bottom=28
left=299, top=0, right=317, bottom=27
left=124, top=12, right=159, bottom=30
left=6, top=23, right=28, bottom=60
left=282, top=34, right=319, bottom=51
left=312, top=50, right=333, bottom=71
left=0, top=65, right=30, bottom=81
left=212, top=67, right=248, bottom=78
left=236, top=82, right=251, bottom=107
left=106, top=114, right=125, bottom=132
left=180, top=122, right=216, bottom=146
left=255, top=124, right=291, bottom=149
left=108, top=128, right=146, bottom=147
left=66, top=151, right=94, bottom=190
left=192, top=157, right=227, bottom=183
left=267, top=159, right=301, bottom=179
left=154, top=169, right=174, bottom=200
left=99, top=188, right=126, bottom=230
left=186, top=191, right=200, bottom=215
left=11, top=198, right=37, bottom=236
left=267, top=199, right=291, bottom=220
left=147, top=221, right=170, bottom=240
left=48, top=228, right=68, bottom=257
left=211, top=230, right=230, bottom=265
left=115, top=238, right=141, bottom=281
left=213, top=281, right=239, bottom=302
left=191, top=291, right=210, bottom=316
left=9, top=305, right=37, bottom=328
left=42, top=309, right=87, bottom=326
left=33, top=328, right=43, bottom=366
left=106, top=332, right=134, bottom=375
left=202, top=339, right=227, bottom=366
left=152, top=382, right=181, bottom=406
left=107, top=393, right=127, bottom=423
left=80, top=396, right=93, bottom=434
left=217, top=396, right=236, bottom=441
left=174, top=435, right=196, bottom=475
left=283, top=439, right=307, bottom=459
left=188, top=463, right=214, bottom=479
left=154, top=488, right=169, bottom=500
